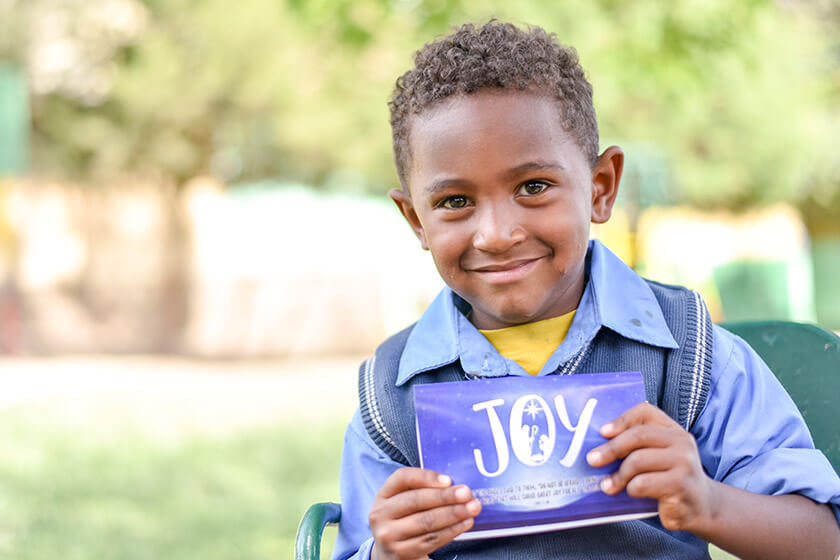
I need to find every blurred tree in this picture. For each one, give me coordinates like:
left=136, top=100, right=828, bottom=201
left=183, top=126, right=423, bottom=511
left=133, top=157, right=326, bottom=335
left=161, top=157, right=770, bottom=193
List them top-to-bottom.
left=1, top=0, right=838, bottom=210
left=795, top=0, right=840, bottom=234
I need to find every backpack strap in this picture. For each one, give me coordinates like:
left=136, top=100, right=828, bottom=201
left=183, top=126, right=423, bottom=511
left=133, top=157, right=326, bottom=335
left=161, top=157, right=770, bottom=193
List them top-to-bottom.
left=647, top=282, right=714, bottom=430
left=677, top=289, right=714, bottom=430
left=358, top=323, right=465, bottom=467
left=358, top=325, right=414, bottom=465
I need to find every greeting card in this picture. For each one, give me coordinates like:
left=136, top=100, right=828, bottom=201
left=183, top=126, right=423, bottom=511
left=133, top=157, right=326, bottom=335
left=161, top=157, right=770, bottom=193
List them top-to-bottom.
left=414, top=372, right=657, bottom=539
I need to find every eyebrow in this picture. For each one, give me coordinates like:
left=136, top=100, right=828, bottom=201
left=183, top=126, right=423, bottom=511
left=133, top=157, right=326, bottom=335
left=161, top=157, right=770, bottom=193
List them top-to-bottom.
left=503, top=160, right=566, bottom=179
left=423, top=178, right=470, bottom=195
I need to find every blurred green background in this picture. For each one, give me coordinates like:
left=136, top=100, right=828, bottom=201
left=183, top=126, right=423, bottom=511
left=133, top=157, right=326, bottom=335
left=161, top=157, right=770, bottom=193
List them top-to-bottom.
left=0, top=0, right=838, bottom=558
left=2, top=0, right=839, bottom=209
left=0, top=409, right=343, bottom=559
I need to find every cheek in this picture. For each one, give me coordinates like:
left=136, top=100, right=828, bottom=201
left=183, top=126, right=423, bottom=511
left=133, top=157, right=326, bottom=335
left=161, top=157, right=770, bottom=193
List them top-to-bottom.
left=563, top=199, right=592, bottom=242
left=541, top=212, right=590, bottom=267
left=545, top=213, right=588, bottom=245
left=424, top=218, right=468, bottom=252
left=426, top=228, right=474, bottom=282
left=426, top=234, right=460, bottom=272
left=435, top=238, right=462, bottom=259
left=429, top=251, right=461, bottom=287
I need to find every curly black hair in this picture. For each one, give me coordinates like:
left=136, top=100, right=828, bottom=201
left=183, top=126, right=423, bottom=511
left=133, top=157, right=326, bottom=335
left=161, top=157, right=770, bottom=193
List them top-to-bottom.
left=389, top=20, right=599, bottom=188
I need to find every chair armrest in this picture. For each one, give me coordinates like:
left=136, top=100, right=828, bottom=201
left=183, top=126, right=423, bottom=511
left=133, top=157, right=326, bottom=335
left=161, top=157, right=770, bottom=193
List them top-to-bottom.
left=295, top=501, right=342, bottom=560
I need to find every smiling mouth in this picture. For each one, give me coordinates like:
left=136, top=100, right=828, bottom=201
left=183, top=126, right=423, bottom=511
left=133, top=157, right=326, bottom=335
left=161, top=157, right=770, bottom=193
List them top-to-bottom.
left=468, top=257, right=544, bottom=284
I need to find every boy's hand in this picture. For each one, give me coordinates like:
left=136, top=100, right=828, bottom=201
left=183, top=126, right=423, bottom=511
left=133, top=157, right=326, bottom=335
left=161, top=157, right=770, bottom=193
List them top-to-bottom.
left=586, top=402, right=715, bottom=533
left=369, top=467, right=482, bottom=560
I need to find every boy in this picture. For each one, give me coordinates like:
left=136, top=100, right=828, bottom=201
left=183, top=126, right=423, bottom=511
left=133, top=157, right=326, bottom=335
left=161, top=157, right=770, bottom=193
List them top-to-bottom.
left=333, top=21, right=840, bottom=560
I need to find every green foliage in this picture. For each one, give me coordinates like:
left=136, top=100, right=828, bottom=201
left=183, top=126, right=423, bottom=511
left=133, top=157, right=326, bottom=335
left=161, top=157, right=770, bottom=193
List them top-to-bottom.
left=4, top=0, right=840, bottom=208
left=0, top=411, right=343, bottom=559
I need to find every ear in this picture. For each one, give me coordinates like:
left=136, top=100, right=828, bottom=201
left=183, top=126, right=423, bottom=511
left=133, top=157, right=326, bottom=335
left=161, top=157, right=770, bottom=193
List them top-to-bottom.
left=590, top=145, right=623, bottom=224
left=388, top=188, right=429, bottom=250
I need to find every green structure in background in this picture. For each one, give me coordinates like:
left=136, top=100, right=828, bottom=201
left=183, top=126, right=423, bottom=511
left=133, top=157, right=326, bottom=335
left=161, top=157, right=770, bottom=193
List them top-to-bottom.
left=0, top=62, right=28, bottom=176
left=813, top=238, right=840, bottom=330
left=713, top=254, right=817, bottom=325
left=714, top=261, right=791, bottom=322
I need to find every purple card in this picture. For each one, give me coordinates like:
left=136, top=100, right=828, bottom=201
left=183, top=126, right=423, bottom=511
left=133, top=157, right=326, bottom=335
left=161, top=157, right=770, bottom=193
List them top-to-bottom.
left=414, top=372, right=657, bottom=540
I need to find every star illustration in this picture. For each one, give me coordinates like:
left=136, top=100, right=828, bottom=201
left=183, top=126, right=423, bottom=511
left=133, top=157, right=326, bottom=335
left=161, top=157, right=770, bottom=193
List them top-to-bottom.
left=525, top=399, right=542, bottom=420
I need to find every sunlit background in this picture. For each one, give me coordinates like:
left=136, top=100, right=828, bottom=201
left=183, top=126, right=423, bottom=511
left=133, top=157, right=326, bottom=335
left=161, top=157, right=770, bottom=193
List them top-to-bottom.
left=0, top=0, right=838, bottom=557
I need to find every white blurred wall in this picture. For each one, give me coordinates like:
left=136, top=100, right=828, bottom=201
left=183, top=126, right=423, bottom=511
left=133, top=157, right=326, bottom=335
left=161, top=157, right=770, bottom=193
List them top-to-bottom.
left=181, top=178, right=442, bottom=356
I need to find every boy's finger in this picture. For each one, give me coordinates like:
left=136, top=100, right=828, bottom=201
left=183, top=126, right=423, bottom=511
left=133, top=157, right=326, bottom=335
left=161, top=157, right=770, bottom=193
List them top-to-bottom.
left=599, top=402, right=677, bottom=438
left=587, top=424, right=676, bottom=467
left=598, top=448, right=673, bottom=495
left=377, top=467, right=452, bottom=499
left=623, top=471, right=682, bottom=499
left=377, top=485, right=474, bottom=519
left=381, top=499, right=482, bottom=543
left=383, top=510, right=477, bottom=557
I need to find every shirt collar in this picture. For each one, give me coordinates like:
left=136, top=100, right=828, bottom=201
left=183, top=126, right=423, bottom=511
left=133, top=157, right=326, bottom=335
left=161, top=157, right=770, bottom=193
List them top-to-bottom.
left=395, top=239, right=678, bottom=386
left=587, top=239, right=679, bottom=350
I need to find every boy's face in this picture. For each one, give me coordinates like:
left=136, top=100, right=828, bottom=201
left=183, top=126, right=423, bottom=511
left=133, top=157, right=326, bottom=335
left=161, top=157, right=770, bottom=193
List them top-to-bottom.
left=390, top=91, right=622, bottom=330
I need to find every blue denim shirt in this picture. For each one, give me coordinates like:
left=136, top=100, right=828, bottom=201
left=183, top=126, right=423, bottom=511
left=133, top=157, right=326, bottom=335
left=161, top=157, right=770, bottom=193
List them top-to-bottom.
left=332, top=240, right=840, bottom=560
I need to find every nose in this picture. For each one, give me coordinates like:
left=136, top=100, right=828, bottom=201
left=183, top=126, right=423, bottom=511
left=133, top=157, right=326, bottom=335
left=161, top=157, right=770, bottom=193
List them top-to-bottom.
left=472, top=204, right=526, bottom=253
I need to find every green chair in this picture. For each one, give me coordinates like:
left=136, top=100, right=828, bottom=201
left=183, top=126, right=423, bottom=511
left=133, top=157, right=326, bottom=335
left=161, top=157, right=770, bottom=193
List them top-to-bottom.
left=295, top=321, right=840, bottom=559
left=719, top=321, right=839, bottom=471
left=296, top=501, right=341, bottom=560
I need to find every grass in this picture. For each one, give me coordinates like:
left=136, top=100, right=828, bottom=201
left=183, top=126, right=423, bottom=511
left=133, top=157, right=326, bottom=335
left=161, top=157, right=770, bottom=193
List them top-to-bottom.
left=0, top=410, right=344, bottom=560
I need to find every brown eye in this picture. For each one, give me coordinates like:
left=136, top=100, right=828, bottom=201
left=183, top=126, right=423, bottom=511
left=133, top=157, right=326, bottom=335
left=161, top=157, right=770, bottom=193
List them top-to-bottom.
left=518, top=181, right=549, bottom=196
left=441, top=196, right=469, bottom=209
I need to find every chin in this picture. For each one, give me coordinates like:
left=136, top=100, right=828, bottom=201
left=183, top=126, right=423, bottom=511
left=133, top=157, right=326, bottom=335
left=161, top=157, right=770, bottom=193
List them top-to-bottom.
left=488, top=304, right=546, bottom=327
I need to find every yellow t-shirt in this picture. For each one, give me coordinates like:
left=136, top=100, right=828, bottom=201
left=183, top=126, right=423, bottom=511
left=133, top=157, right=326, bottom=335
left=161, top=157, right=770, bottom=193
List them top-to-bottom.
left=479, top=310, right=576, bottom=376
